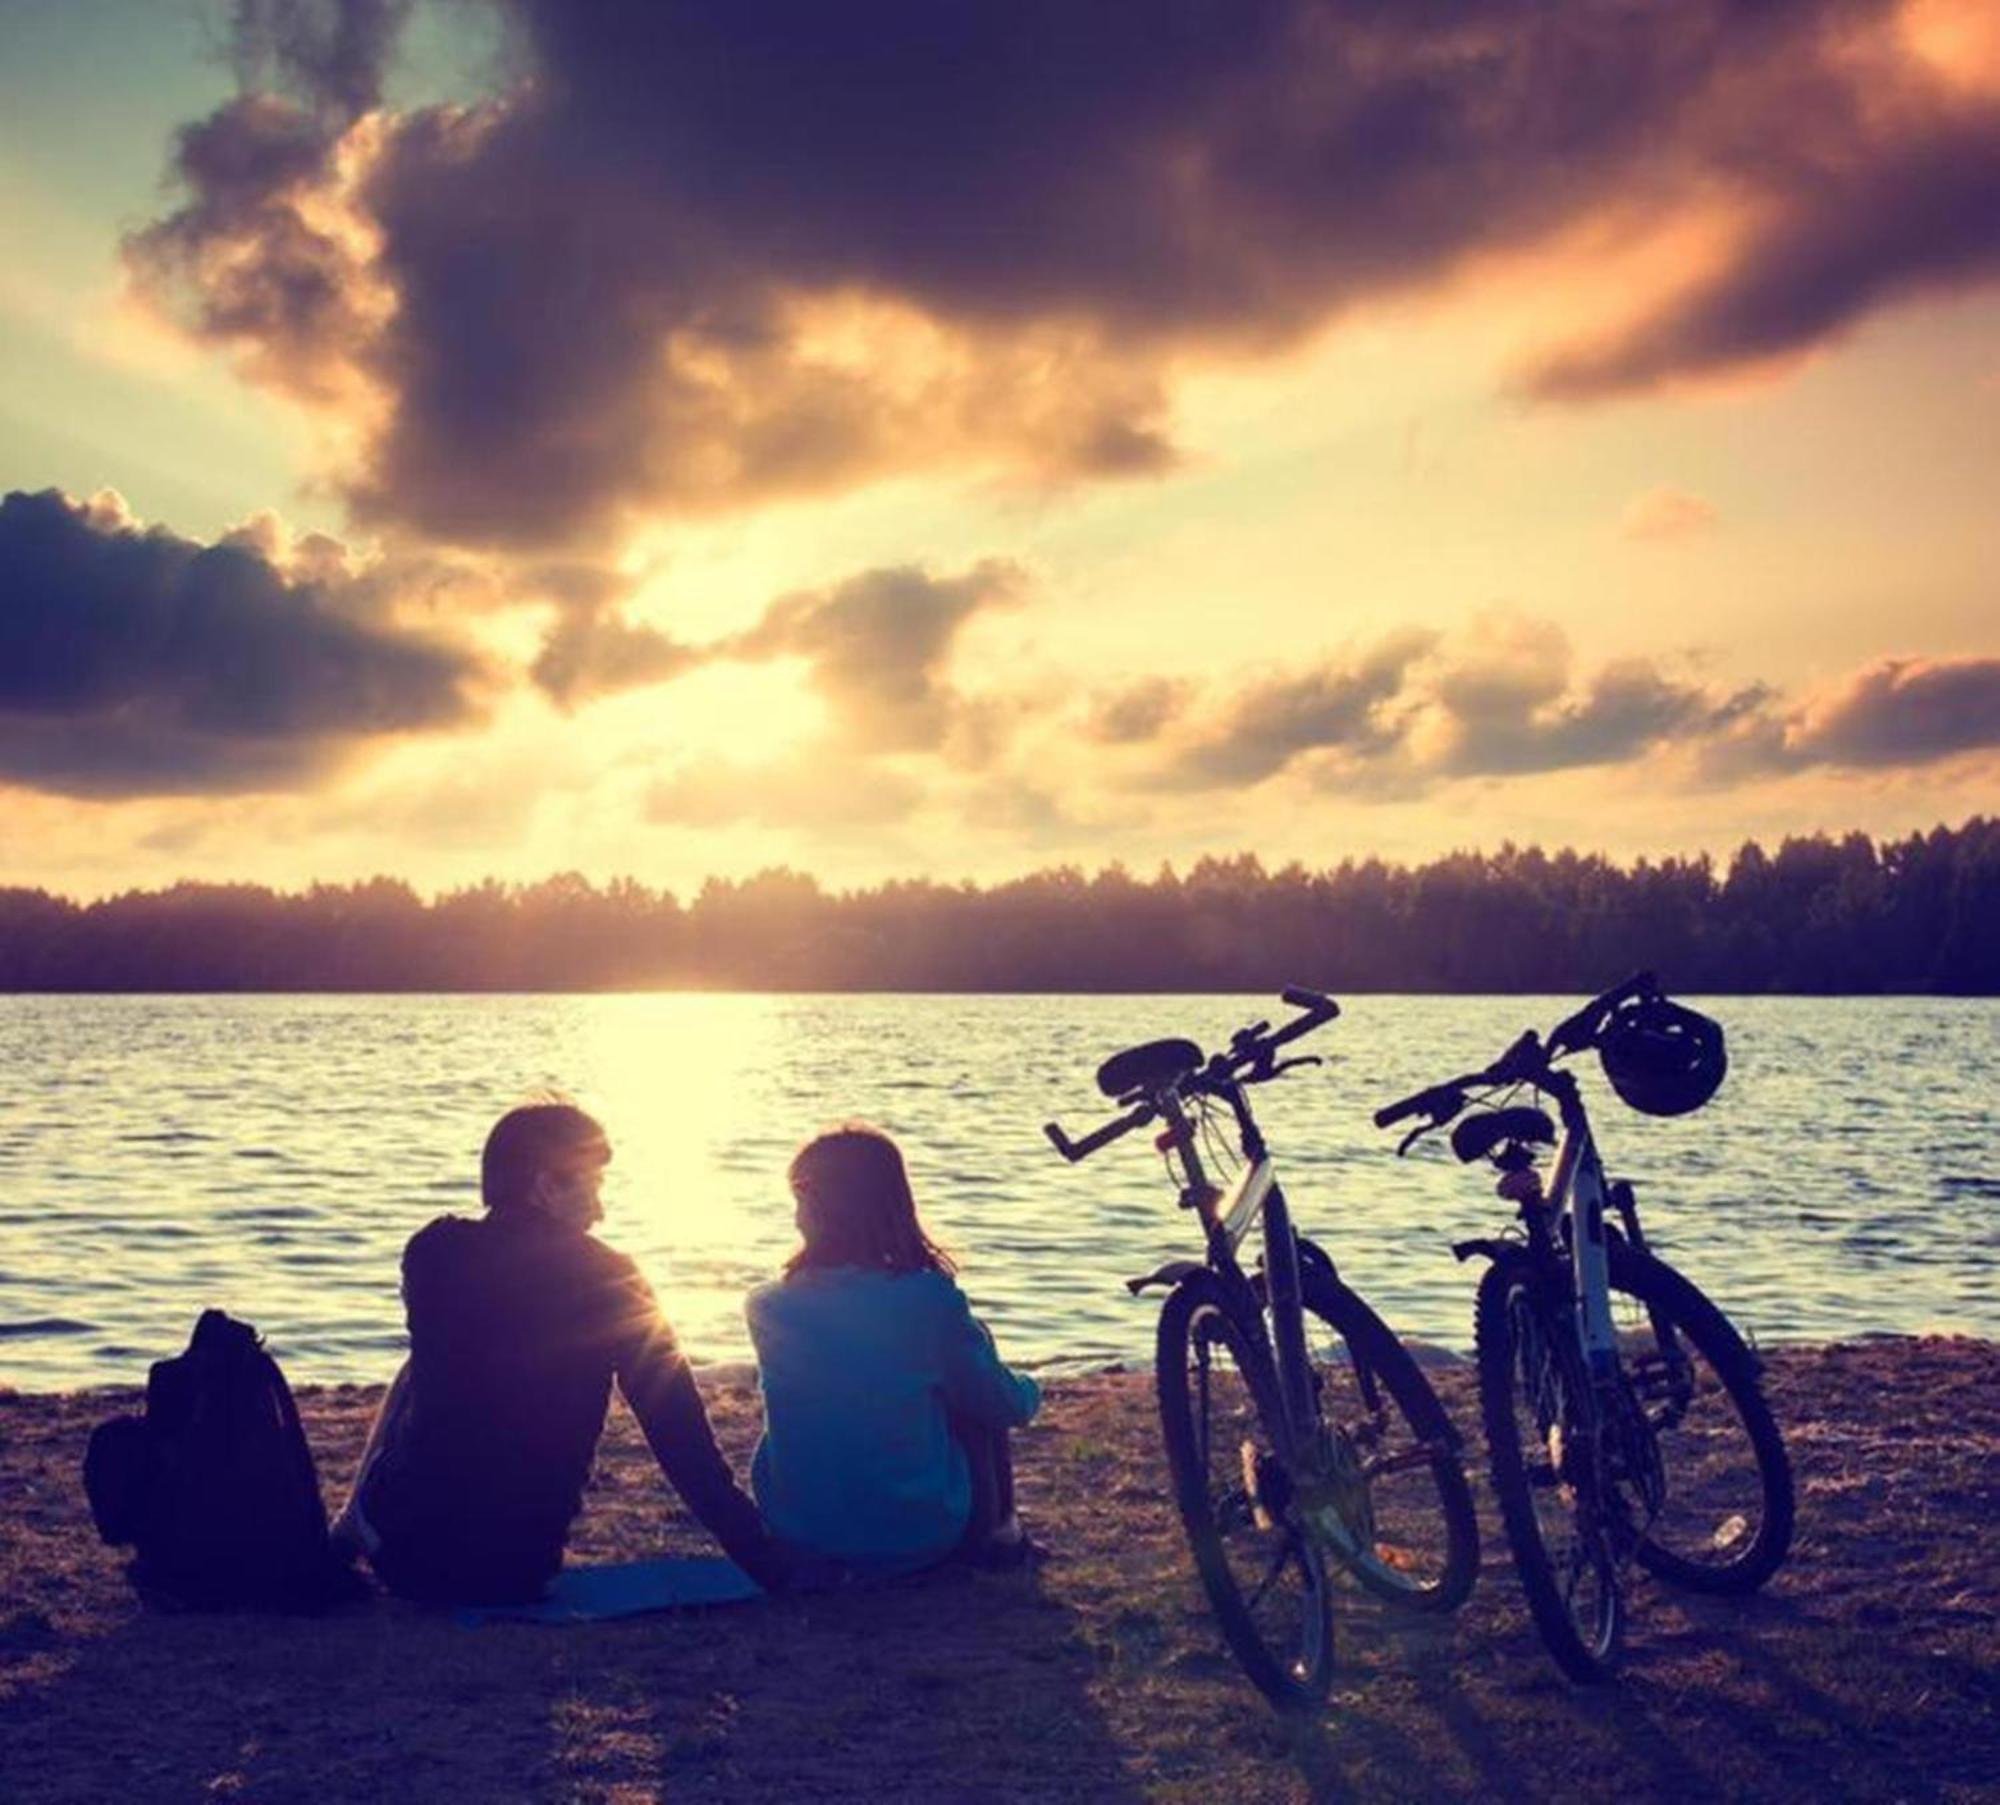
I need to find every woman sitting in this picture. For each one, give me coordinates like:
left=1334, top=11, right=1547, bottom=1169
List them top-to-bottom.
left=746, top=1124, right=1041, bottom=1577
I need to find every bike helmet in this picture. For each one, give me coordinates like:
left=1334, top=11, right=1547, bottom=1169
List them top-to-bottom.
left=1597, top=995, right=1727, bottom=1116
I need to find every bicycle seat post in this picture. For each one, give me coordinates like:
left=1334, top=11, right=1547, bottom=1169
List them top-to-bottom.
left=1154, top=1090, right=1219, bottom=1216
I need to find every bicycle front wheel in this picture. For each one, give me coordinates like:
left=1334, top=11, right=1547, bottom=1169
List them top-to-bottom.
left=1608, top=1239, right=1795, bottom=1595
left=1475, top=1250, right=1623, bottom=1683
left=1298, top=1259, right=1480, bottom=1613
left=1157, top=1271, right=1334, bottom=1711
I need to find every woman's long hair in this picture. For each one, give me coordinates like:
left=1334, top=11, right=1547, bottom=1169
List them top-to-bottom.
left=784, top=1125, right=956, bottom=1279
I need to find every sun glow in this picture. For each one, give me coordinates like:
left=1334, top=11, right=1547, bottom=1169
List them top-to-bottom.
left=1900, top=0, right=2000, bottom=94
left=593, top=660, right=829, bottom=761
left=564, top=996, right=796, bottom=1281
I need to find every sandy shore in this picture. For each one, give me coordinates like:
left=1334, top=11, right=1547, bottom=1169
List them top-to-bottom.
left=2, top=1339, right=1995, bottom=1802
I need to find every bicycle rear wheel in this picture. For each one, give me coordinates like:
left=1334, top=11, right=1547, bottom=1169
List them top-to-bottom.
left=1608, top=1240, right=1795, bottom=1594
left=1475, top=1250, right=1623, bottom=1683
left=1298, top=1258, right=1479, bottom=1612
left=1157, top=1271, right=1334, bottom=1711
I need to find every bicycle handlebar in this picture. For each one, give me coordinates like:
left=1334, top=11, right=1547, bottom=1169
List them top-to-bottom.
left=1547, top=969, right=1656, bottom=1057
left=1372, top=971, right=1660, bottom=1139
left=1042, top=986, right=1339, bottom=1163
left=1258, top=987, right=1340, bottom=1061
left=1371, top=1029, right=1544, bottom=1131
left=1043, top=1103, right=1156, bottom=1164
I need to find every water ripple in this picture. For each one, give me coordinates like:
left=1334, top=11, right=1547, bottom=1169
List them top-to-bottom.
left=0, top=992, right=1994, bottom=1387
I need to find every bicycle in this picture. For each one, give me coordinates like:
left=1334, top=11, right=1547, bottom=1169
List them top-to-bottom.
left=1374, top=973, right=1795, bottom=1683
left=1044, top=987, right=1479, bottom=1710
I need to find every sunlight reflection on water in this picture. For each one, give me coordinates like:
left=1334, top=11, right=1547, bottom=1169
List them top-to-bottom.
left=1, top=993, right=1994, bottom=1388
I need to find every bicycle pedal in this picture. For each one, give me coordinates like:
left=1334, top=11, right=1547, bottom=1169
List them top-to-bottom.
left=1629, top=1352, right=1682, bottom=1393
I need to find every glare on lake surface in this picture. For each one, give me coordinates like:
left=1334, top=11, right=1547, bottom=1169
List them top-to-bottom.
left=1, top=993, right=1995, bottom=1388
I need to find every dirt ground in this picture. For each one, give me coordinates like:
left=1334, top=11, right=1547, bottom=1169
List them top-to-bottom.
left=2, top=1337, right=1995, bottom=1803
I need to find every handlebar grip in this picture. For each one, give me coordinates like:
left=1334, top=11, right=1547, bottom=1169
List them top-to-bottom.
left=1549, top=970, right=1657, bottom=1053
left=1259, top=987, right=1338, bottom=1058
left=1375, top=1077, right=1472, bottom=1129
left=1374, top=1091, right=1432, bottom=1130
left=1044, top=1104, right=1155, bottom=1163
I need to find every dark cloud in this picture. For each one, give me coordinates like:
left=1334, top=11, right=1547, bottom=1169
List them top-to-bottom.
left=128, top=0, right=2000, bottom=548
left=228, top=0, right=416, bottom=119
left=125, top=92, right=379, bottom=404
left=1526, top=108, right=2000, bottom=401
left=0, top=488, right=479, bottom=797
left=518, top=556, right=1027, bottom=749
left=723, top=560, right=1024, bottom=752
left=530, top=611, right=699, bottom=708
left=1115, top=620, right=1844, bottom=796
left=1151, top=631, right=1434, bottom=788
left=1436, top=649, right=1766, bottom=778
left=1739, top=655, right=2000, bottom=771
left=1794, top=656, right=2000, bottom=766
left=1085, top=677, right=1193, bottom=745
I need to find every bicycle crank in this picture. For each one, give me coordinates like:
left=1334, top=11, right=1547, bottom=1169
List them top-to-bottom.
left=1291, top=1428, right=1378, bottom=1562
left=1240, top=1442, right=1293, bottom=1532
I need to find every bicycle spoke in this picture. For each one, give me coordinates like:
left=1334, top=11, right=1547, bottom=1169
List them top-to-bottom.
left=1361, top=1439, right=1445, bottom=1480
left=1214, top=1487, right=1257, bottom=1534
left=1244, top=1530, right=1302, bottom=1612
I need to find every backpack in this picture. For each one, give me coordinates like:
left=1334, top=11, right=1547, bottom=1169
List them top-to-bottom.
left=82, top=1309, right=362, bottom=1611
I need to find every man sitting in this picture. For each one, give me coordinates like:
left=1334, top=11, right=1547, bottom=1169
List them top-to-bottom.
left=337, top=1101, right=795, bottom=1604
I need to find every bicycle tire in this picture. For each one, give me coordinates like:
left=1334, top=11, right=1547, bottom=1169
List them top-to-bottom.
left=1607, top=1239, right=1795, bottom=1595
left=1475, top=1249, right=1623, bottom=1683
left=1298, top=1261, right=1480, bottom=1613
left=1157, top=1271, right=1334, bottom=1711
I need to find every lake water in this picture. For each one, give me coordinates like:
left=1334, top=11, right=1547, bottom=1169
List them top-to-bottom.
left=1, top=994, right=1994, bottom=1390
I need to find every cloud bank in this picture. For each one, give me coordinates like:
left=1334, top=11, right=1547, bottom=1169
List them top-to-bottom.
left=125, top=0, right=2000, bottom=551
left=0, top=488, right=479, bottom=796
left=1075, top=619, right=1998, bottom=803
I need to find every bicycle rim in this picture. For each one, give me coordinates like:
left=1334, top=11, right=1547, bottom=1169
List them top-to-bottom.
left=1609, top=1245, right=1795, bottom=1592
left=1478, top=1261, right=1621, bottom=1679
left=1297, top=1273, right=1478, bottom=1611
left=1158, top=1281, right=1334, bottom=1708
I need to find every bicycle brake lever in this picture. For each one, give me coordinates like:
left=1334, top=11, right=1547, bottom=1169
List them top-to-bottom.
left=1267, top=1055, right=1322, bottom=1078
left=1396, top=1121, right=1432, bottom=1158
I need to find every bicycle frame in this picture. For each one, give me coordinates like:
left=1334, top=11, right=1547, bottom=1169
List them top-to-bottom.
left=1534, top=1070, right=1621, bottom=1383
left=1151, top=1078, right=1322, bottom=1459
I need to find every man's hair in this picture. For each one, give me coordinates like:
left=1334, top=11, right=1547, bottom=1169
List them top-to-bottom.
left=481, top=1102, right=607, bottom=1215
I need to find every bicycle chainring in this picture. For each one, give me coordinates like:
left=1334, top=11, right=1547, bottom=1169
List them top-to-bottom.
left=1290, top=1426, right=1378, bottom=1560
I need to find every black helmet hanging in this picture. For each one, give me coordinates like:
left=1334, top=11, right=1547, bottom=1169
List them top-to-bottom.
left=1597, top=995, right=1727, bottom=1116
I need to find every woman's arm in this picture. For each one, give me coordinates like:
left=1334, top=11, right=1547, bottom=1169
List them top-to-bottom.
left=934, top=1280, right=1042, bottom=1428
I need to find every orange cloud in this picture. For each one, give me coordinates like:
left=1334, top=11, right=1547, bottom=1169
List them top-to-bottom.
left=1621, top=487, right=1719, bottom=541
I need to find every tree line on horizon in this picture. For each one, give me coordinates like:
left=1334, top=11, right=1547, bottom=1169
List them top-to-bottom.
left=0, top=819, right=1993, bottom=996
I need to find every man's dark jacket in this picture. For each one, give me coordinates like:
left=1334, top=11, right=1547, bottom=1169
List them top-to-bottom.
left=361, top=1211, right=784, bottom=1603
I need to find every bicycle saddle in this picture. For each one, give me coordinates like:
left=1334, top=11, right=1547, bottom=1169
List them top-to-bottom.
left=1096, top=1037, right=1204, bottom=1100
left=1451, top=1106, right=1556, bottom=1164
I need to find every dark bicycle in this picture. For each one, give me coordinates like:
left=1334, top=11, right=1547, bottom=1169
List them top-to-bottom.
left=1375, top=974, right=1795, bottom=1682
left=1045, top=987, right=1479, bottom=1710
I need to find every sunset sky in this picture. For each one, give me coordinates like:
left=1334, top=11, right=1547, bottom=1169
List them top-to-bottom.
left=2, top=0, right=1996, bottom=901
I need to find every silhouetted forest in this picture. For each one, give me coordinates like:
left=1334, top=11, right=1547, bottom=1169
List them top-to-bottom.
left=1, top=820, right=1994, bottom=994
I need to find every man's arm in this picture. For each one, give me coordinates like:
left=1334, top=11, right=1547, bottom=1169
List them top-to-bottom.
left=609, top=1277, right=793, bottom=1590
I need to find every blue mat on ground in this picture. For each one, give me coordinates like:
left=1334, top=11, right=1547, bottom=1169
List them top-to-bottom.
left=457, top=1557, right=765, bottom=1626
